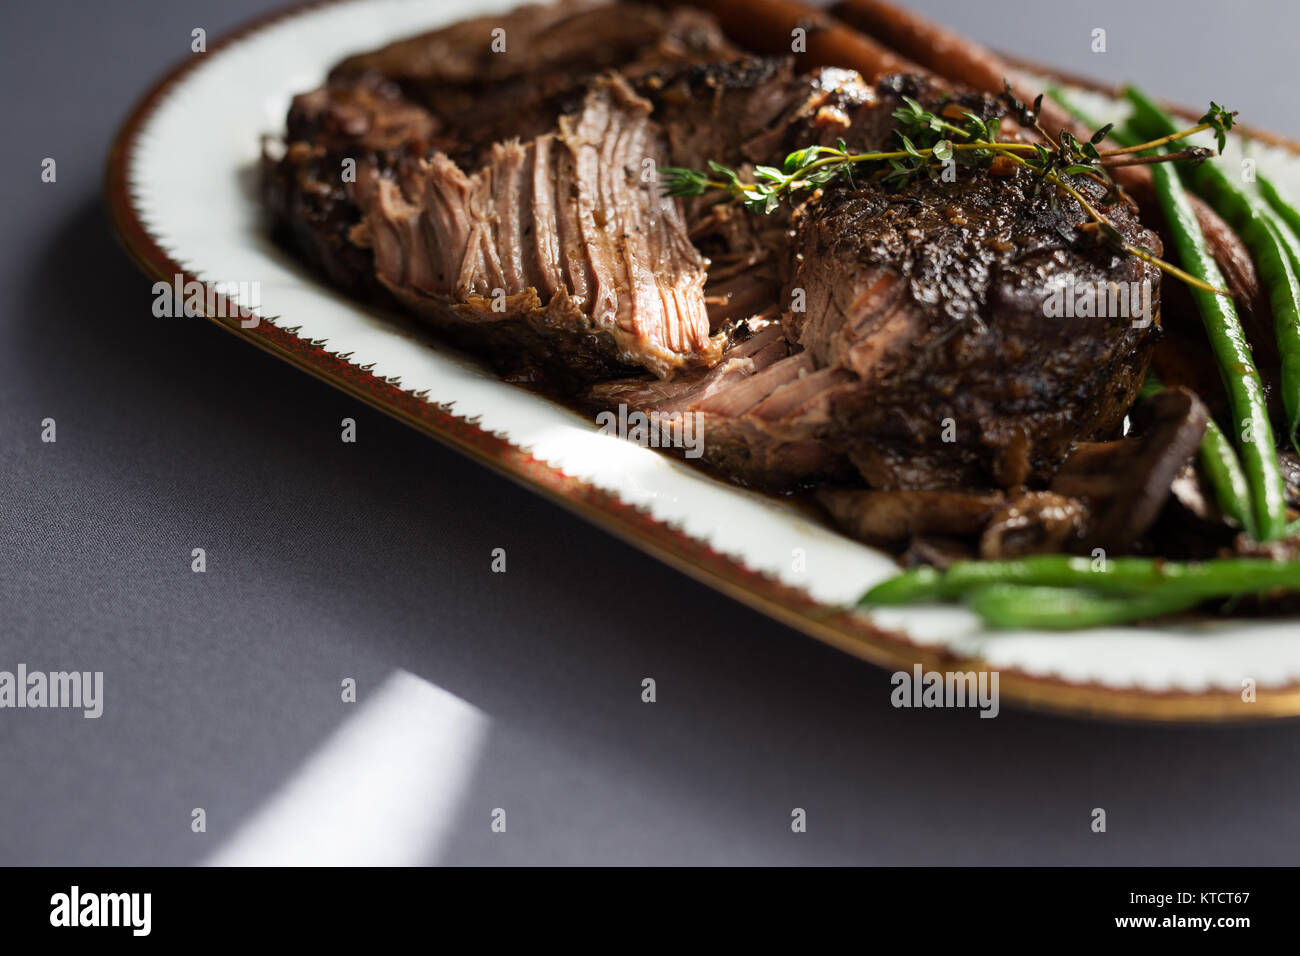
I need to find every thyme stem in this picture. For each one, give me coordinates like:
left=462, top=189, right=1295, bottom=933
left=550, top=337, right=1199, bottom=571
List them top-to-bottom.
left=659, top=89, right=1238, bottom=298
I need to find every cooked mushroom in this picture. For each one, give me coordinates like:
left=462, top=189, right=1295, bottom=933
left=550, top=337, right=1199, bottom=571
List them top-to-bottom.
left=1050, top=387, right=1209, bottom=554
left=816, top=488, right=1005, bottom=548
left=978, top=492, right=1086, bottom=560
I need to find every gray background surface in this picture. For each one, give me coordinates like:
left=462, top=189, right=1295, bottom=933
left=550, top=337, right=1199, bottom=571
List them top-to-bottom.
left=2, top=0, right=1299, bottom=866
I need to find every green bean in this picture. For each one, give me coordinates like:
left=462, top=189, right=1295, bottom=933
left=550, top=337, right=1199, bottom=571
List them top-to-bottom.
left=1126, top=87, right=1300, bottom=458
left=1047, top=89, right=1267, bottom=538
left=1112, top=115, right=1288, bottom=539
left=1149, top=157, right=1287, bottom=538
left=1258, top=174, right=1300, bottom=446
left=1257, top=175, right=1300, bottom=295
left=1259, top=175, right=1300, bottom=240
left=1190, top=191, right=1300, bottom=453
left=1254, top=216, right=1300, bottom=450
left=1144, top=373, right=1259, bottom=537
left=1197, top=417, right=1264, bottom=537
left=858, top=555, right=1300, bottom=606
left=947, top=556, right=1300, bottom=596
left=859, top=565, right=951, bottom=604
left=966, top=585, right=1204, bottom=630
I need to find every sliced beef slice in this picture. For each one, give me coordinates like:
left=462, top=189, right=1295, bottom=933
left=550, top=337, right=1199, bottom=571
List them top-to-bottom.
left=329, top=0, right=738, bottom=168
left=261, top=74, right=439, bottom=300
left=351, top=76, right=725, bottom=382
left=586, top=318, right=853, bottom=489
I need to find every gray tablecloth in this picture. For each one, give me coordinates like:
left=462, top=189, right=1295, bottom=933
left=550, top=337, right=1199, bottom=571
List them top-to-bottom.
left=2, top=0, right=1298, bottom=865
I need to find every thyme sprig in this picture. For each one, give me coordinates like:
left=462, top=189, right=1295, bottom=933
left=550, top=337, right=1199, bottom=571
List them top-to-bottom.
left=661, top=86, right=1239, bottom=296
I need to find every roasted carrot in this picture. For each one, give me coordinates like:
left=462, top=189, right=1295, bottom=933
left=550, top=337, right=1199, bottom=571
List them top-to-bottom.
left=684, top=0, right=926, bottom=81
left=829, top=0, right=1077, bottom=139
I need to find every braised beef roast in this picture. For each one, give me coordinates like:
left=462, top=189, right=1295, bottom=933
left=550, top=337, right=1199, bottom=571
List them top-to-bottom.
left=263, top=0, right=1186, bottom=556
left=264, top=0, right=738, bottom=383
left=783, top=137, right=1160, bottom=491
